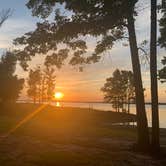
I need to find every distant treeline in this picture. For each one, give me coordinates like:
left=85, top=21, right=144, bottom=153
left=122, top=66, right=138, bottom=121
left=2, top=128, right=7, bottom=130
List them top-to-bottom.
left=16, top=100, right=166, bottom=106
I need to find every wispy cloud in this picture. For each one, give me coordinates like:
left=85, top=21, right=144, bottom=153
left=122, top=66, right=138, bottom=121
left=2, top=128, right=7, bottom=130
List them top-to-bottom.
left=0, top=18, right=36, bottom=50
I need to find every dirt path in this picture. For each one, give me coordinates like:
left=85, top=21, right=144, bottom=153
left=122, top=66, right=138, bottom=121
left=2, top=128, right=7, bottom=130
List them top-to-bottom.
left=0, top=134, right=165, bottom=166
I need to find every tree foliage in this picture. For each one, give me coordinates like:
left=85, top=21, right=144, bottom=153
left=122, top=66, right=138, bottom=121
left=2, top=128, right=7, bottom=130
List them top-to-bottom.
left=14, top=0, right=138, bottom=70
left=158, top=0, right=166, bottom=48
left=158, top=1, right=166, bottom=81
left=0, top=52, right=24, bottom=103
left=158, top=56, right=166, bottom=83
left=27, top=66, right=56, bottom=103
left=27, top=67, right=42, bottom=103
left=44, top=67, right=56, bottom=102
left=101, top=69, right=135, bottom=113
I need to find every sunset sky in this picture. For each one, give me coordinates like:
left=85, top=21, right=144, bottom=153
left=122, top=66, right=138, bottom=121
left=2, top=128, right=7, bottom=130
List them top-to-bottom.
left=0, top=0, right=165, bottom=102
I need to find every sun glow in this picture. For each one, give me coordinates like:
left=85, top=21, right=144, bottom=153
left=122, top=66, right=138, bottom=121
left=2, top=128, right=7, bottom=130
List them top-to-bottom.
left=54, top=92, right=64, bottom=100
left=56, top=101, right=60, bottom=107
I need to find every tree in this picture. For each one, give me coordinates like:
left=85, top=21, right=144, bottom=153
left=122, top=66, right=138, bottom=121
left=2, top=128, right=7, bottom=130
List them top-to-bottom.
left=14, top=0, right=149, bottom=150
left=150, top=0, right=160, bottom=152
left=159, top=0, right=166, bottom=48
left=158, top=1, right=166, bottom=86
left=127, top=5, right=149, bottom=149
left=0, top=52, right=24, bottom=103
left=158, top=57, right=166, bottom=83
left=27, top=66, right=56, bottom=103
left=44, top=66, right=56, bottom=103
left=27, top=67, right=42, bottom=103
left=101, top=69, right=135, bottom=113
left=101, top=69, right=124, bottom=112
left=121, top=70, right=135, bottom=114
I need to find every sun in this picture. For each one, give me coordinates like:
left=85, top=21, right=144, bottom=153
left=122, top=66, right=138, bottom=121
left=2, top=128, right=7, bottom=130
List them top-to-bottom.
left=54, top=92, right=64, bottom=100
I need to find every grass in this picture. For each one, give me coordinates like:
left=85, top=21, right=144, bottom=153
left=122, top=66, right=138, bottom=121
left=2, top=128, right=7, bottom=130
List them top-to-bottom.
left=0, top=103, right=165, bottom=166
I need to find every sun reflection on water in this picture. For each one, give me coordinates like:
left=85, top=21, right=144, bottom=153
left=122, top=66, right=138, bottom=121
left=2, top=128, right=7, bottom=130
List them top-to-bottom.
left=56, top=102, right=61, bottom=107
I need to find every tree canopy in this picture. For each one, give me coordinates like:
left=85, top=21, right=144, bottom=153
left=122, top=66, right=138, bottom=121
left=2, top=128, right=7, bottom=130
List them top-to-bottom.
left=14, top=0, right=138, bottom=70
left=159, top=1, right=166, bottom=48
left=158, top=57, right=166, bottom=83
left=27, top=66, right=56, bottom=103
left=101, top=69, right=135, bottom=112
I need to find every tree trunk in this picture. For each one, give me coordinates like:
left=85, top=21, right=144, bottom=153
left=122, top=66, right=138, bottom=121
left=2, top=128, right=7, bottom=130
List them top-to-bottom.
left=150, top=0, right=160, bottom=151
left=127, top=11, right=150, bottom=150
left=117, top=97, right=120, bottom=112
left=128, top=98, right=130, bottom=114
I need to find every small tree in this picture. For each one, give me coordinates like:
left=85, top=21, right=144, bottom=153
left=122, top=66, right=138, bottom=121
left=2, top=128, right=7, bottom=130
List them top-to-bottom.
left=27, top=66, right=56, bottom=103
left=27, top=67, right=42, bottom=103
left=44, top=67, right=56, bottom=103
left=101, top=69, right=135, bottom=113
left=121, top=70, right=135, bottom=114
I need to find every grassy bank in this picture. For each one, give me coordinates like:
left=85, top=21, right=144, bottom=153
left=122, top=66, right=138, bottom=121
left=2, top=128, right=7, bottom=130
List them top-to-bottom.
left=0, top=103, right=165, bottom=166
left=0, top=103, right=136, bottom=136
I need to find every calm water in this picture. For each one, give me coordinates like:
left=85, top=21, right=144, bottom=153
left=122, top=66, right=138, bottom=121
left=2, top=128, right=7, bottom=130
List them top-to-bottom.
left=53, top=102, right=166, bottom=128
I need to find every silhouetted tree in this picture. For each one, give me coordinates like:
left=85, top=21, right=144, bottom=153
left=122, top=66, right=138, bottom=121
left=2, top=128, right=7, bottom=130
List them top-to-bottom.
left=14, top=0, right=149, bottom=150
left=150, top=0, right=160, bottom=152
left=159, top=0, right=166, bottom=47
left=159, top=0, right=166, bottom=69
left=158, top=1, right=166, bottom=89
left=0, top=52, right=24, bottom=104
left=159, top=57, right=166, bottom=83
left=27, top=66, right=56, bottom=103
left=44, top=66, right=56, bottom=103
left=27, top=67, right=42, bottom=103
left=101, top=69, right=135, bottom=113
left=102, top=70, right=123, bottom=112
left=121, top=70, right=135, bottom=114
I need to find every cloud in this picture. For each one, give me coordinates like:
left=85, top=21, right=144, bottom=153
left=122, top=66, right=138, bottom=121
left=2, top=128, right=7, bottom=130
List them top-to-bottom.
left=0, top=18, right=36, bottom=50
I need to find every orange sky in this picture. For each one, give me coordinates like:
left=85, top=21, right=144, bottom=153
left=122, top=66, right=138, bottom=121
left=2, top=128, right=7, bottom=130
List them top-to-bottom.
left=17, top=51, right=166, bottom=103
left=54, top=68, right=166, bottom=103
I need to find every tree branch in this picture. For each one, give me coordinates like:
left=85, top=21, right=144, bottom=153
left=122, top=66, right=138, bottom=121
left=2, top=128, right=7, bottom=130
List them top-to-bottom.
left=0, top=9, right=13, bottom=27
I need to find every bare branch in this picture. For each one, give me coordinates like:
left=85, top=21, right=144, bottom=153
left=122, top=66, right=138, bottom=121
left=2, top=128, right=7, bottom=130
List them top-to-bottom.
left=0, top=9, right=13, bottom=27
left=138, top=47, right=150, bottom=65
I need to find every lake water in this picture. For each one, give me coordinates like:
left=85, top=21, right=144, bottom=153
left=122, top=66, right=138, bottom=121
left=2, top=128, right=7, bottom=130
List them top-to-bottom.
left=53, top=102, right=166, bottom=128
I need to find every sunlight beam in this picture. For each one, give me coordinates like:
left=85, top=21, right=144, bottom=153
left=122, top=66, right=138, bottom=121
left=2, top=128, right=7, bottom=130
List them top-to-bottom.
left=0, top=104, right=47, bottom=141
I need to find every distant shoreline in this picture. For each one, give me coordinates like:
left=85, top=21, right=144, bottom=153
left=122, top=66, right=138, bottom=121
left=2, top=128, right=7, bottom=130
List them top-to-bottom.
left=17, top=100, right=166, bottom=105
